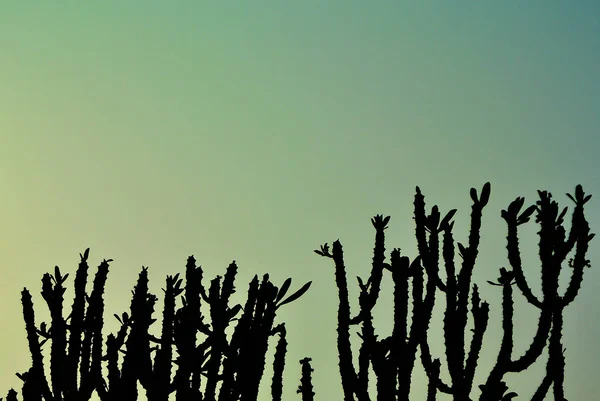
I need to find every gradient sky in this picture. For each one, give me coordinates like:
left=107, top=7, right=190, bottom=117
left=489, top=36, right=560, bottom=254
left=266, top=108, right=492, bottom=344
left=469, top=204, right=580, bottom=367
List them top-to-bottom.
left=1, top=2, right=599, bottom=401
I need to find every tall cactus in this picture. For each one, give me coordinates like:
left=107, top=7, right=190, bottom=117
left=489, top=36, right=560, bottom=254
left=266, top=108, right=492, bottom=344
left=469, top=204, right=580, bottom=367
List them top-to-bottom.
left=5, top=183, right=593, bottom=401
left=316, top=183, right=593, bottom=401
left=480, top=186, right=593, bottom=401
left=15, top=250, right=111, bottom=401
left=7, top=251, right=311, bottom=401
left=297, top=358, right=315, bottom=401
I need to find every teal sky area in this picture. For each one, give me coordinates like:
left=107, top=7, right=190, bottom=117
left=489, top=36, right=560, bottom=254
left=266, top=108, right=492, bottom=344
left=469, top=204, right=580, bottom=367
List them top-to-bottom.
left=1, top=2, right=599, bottom=400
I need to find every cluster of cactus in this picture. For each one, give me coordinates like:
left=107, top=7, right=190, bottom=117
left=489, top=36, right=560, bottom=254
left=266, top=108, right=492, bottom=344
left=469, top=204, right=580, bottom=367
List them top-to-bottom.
left=2, top=182, right=593, bottom=401
left=315, top=183, right=593, bottom=401
left=2, top=251, right=314, bottom=401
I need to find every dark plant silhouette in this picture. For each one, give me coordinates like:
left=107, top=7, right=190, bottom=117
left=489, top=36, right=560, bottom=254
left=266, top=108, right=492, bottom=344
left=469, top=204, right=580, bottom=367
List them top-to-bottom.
left=3, top=183, right=594, bottom=401
left=315, top=183, right=593, bottom=401
left=3, top=252, right=312, bottom=401
left=297, top=358, right=315, bottom=401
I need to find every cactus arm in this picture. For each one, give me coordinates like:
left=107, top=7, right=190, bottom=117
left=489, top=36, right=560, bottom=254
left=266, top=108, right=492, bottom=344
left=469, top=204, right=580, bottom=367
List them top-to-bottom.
left=453, top=189, right=487, bottom=394
left=561, top=199, right=593, bottom=307
left=502, top=200, right=542, bottom=309
left=368, top=214, right=389, bottom=307
left=329, top=240, right=358, bottom=401
left=65, top=250, right=89, bottom=398
left=389, top=251, right=411, bottom=399
left=78, top=259, right=110, bottom=399
left=88, top=260, right=110, bottom=398
left=41, top=270, right=67, bottom=401
left=150, top=274, right=180, bottom=401
left=219, top=275, right=259, bottom=401
left=204, top=277, right=226, bottom=401
left=464, top=285, right=489, bottom=393
left=21, top=289, right=53, bottom=401
left=356, top=307, right=373, bottom=401
left=548, top=307, right=567, bottom=401
left=270, top=325, right=287, bottom=401
left=296, top=358, right=315, bottom=401
left=426, top=359, right=441, bottom=401
left=530, top=373, right=552, bottom=401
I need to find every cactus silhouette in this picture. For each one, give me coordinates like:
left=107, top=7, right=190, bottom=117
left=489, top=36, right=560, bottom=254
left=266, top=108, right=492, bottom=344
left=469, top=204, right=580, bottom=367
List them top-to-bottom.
left=3, top=183, right=594, bottom=401
left=315, top=183, right=593, bottom=401
left=3, top=253, right=311, bottom=401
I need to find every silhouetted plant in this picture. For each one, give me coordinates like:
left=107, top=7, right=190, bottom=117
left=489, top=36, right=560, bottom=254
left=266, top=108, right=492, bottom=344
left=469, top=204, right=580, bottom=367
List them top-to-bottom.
left=3, top=182, right=594, bottom=401
left=315, top=183, right=593, bottom=401
left=4, top=252, right=311, bottom=401
left=297, top=358, right=315, bottom=401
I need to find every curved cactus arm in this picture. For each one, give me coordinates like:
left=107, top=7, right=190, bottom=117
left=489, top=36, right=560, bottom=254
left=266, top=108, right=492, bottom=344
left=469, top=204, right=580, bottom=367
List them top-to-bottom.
left=561, top=189, right=594, bottom=307
left=502, top=200, right=542, bottom=308
left=464, top=285, right=489, bottom=393
left=270, top=325, right=287, bottom=401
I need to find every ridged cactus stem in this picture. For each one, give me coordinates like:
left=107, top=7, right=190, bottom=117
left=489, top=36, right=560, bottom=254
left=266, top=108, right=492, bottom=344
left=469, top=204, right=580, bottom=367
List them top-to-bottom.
left=414, top=187, right=431, bottom=277
left=562, top=198, right=592, bottom=306
left=453, top=203, right=485, bottom=398
left=368, top=215, right=389, bottom=308
left=504, top=217, right=541, bottom=308
left=440, top=223, right=461, bottom=394
left=331, top=240, right=357, bottom=401
left=65, top=250, right=90, bottom=400
left=390, top=251, right=410, bottom=401
left=419, top=255, right=447, bottom=394
left=174, top=256, right=203, bottom=401
left=79, top=259, right=111, bottom=400
left=397, top=259, right=425, bottom=401
left=89, top=260, right=111, bottom=398
left=221, top=262, right=238, bottom=305
left=120, top=267, right=155, bottom=401
left=42, top=270, right=67, bottom=401
left=148, top=274, right=181, bottom=401
left=480, top=274, right=515, bottom=400
left=221, top=275, right=259, bottom=401
left=205, top=277, right=226, bottom=401
left=240, top=277, right=278, bottom=401
left=464, top=285, right=488, bottom=394
left=21, top=289, right=52, bottom=401
left=356, top=303, right=373, bottom=401
left=549, top=307, right=566, bottom=401
left=102, top=318, right=128, bottom=400
left=271, top=325, right=287, bottom=401
left=297, top=358, right=314, bottom=401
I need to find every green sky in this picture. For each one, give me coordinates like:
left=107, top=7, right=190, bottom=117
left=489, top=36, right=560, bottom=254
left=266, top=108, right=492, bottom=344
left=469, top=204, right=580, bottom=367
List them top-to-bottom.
left=1, top=2, right=598, bottom=400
